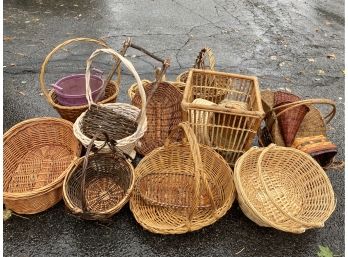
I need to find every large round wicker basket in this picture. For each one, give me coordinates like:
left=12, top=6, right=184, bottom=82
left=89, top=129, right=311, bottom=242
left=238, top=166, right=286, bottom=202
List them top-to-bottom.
left=4, top=117, right=81, bottom=214
left=130, top=123, right=235, bottom=234
left=234, top=144, right=336, bottom=233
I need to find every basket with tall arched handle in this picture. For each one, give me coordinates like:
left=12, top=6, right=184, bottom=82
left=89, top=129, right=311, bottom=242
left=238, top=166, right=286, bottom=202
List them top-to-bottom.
left=39, top=37, right=129, bottom=122
left=73, top=48, right=147, bottom=159
left=130, top=122, right=235, bottom=234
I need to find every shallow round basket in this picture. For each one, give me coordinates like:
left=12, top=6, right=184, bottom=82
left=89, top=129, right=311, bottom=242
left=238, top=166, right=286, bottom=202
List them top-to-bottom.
left=40, top=37, right=121, bottom=122
left=131, top=81, right=183, bottom=155
left=4, top=117, right=81, bottom=214
left=130, top=123, right=235, bottom=234
left=234, top=144, right=336, bottom=233
left=63, top=152, right=134, bottom=220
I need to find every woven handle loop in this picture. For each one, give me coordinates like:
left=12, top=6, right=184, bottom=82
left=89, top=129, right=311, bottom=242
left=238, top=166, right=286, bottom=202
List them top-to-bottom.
left=39, top=37, right=119, bottom=101
left=85, top=48, right=147, bottom=126
left=194, top=48, right=216, bottom=70
left=272, top=98, right=336, bottom=124
left=164, top=123, right=217, bottom=223
left=256, top=144, right=325, bottom=228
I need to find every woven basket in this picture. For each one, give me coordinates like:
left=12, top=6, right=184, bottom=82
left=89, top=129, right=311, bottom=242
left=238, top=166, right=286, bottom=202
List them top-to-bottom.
left=39, top=37, right=122, bottom=122
left=176, top=47, right=216, bottom=84
left=73, top=48, right=147, bottom=158
left=182, top=69, right=264, bottom=167
left=258, top=90, right=336, bottom=149
left=4, top=117, right=81, bottom=214
left=130, top=123, right=235, bottom=234
left=292, top=135, right=337, bottom=167
left=63, top=136, right=134, bottom=220
left=234, top=144, right=336, bottom=233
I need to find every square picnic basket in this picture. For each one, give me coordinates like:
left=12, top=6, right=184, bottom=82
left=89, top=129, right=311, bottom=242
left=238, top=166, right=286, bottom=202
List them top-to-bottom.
left=181, top=68, right=265, bottom=166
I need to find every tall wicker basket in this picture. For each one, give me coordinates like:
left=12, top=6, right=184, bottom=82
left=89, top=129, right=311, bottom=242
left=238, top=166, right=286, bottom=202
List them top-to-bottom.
left=39, top=37, right=123, bottom=122
left=181, top=69, right=264, bottom=166
left=130, top=123, right=235, bottom=234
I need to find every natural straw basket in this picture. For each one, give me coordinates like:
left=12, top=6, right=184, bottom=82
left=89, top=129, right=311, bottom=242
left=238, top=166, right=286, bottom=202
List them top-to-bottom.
left=39, top=37, right=122, bottom=122
left=127, top=43, right=183, bottom=155
left=176, top=47, right=216, bottom=84
left=73, top=48, right=147, bottom=158
left=182, top=69, right=264, bottom=167
left=258, top=90, right=336, bottom=148
left=4, top=117, right=81, bottom=214
left=130, top=123, right=235, bottom=234
left=63, top=135, right=134, bottom=220
left=234, top=144, right=336, bottom=233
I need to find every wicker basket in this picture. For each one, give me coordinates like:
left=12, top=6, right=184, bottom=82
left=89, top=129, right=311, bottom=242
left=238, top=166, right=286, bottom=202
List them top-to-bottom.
left=39, top=37, right=123, bottom=122
left=176, top=47, right=216, bottom=85
left=73, top=48, right=147, bottom=158
left=182, top=69, right=264, bottom=167
left=258, top=90, right=336, bottom=148
left=4, top=117, right=81, bottom=214
left=130, top=123, right=235, bottom=234
left=63, top=136, right=134, bottom=220
left=234, top=144, right=336, bottom=233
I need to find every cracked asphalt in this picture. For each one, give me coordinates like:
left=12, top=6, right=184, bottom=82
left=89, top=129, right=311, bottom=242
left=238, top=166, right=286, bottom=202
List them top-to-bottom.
left=3, top=0, right=345, bottom=256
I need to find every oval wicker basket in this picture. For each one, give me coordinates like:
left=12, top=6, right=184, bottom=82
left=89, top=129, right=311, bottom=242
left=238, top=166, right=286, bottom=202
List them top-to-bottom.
left=39, top=37, right=122, bottom=122
left=73, top=48, right=147, bottom=158
left=258, top=90, right=336, bottom=148
left=4, top=117, right=81, bottom=214
left=130, top=122, right=235, bottom=234
left=63, top=136, right=134, bottom=220
left=234, top=144, right=336, bottom=233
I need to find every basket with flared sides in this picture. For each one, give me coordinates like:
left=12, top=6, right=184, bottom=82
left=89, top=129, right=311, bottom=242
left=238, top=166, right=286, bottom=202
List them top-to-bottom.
left=39, top=37, right=123, bottom=122
left=73, top=48, right=147, bottom=158
left=182, top=69, right=264, bottom=167
left=258, top=90, right=336, bottom=148
left=4, top=117, right=81, bottom=214
left=130, top=122, right=235, bottom=234
left=63, top=136, right=134, bottom=220
left=234, top=144, right=336, bottom=233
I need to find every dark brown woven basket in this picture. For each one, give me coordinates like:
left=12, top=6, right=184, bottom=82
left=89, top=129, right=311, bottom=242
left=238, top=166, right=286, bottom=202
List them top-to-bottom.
left=63, top=136, right=135, bottom=220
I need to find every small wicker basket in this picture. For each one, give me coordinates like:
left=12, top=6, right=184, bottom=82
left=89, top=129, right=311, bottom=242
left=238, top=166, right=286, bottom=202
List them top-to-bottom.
left=39, top=37, right=122, bottom=122
left=73, top=48, right=147, bottom=158
left=182, top=69, right=264, bottom=167
left=4, top=117, right=81, bottom=214
left=130, top=122, right=235, bottom=234
left=63, top=136, right=134, bottom=220
left=234, top=144, right=336, bottom=233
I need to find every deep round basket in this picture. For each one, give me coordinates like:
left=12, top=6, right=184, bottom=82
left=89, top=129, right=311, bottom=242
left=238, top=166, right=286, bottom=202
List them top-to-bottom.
left=3, top=117, right=81, bottom=214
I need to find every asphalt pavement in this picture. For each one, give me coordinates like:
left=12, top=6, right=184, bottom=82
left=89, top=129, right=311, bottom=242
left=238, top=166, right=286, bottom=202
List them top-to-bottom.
left=3, top=0, right=345, bottom=256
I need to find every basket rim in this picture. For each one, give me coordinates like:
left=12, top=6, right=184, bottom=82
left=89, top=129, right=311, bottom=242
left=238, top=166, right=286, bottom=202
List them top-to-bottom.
left=181, top=68, right=264, bottom=117
left=47, top=80, right=120, bottom=110
left=4, top=117, right=82, bottom=198
left=234, top=145, right=336, bottom=230
left=62, top=154, right=135, bottom=216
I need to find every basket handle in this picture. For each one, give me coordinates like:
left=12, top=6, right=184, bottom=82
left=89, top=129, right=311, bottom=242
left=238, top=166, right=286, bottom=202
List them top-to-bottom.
left=39, top=37, right=119, bottom=102
left=85, top=48, right=147, bottom=125
left=193, top=48, right=216, bottom=70
left=164, top=122, right=217, bottom=225
left=256, top=144, right=326, bottom=228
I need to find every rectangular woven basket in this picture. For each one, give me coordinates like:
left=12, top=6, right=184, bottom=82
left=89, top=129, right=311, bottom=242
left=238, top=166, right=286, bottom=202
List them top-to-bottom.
left=181, top=69, right=264, bottom=166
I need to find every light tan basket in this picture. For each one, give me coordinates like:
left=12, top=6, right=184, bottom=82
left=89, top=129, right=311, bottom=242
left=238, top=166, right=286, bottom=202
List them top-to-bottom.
left=39, top=37, right=122, bottom=122
left=73, top=48, right=147, bottom=158
left=182, top=69, right=264, bottom=167
left=4, top=117, right=81, bottom=214
left=130, top=123, right=235, bottom=234
left=234, top=144, right=336, bottom=233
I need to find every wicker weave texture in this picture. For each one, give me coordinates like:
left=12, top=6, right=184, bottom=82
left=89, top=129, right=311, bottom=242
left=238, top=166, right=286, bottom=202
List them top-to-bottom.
left=39, top=37, right=121, bottom=122
left=182, top=69, right=264, bottom=167
left=4, top=117, right=81, bottom=214
left=130, top=123, right=235, bottom=234
left=234, top=145, right=336, bottom=233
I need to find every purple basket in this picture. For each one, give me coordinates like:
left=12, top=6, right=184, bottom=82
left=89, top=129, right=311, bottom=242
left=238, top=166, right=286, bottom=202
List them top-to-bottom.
left=53, top=69, right=104, bottom=106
